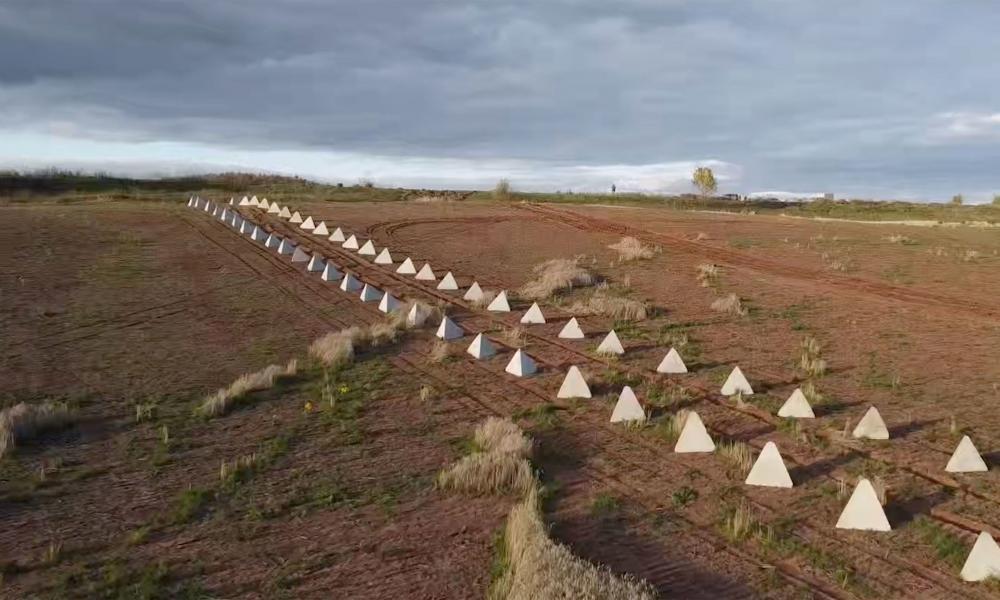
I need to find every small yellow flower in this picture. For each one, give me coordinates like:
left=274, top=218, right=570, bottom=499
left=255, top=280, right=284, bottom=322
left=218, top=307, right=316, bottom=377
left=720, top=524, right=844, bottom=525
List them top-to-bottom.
left=338, top=385, right=350, bottom=394
left=303, top=401, right=313, bottom=413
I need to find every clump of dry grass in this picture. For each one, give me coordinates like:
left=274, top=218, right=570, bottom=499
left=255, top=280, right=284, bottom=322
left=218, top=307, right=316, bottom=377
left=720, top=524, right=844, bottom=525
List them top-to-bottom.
left=494, top=178, right=512, bottom=201
left=885, top=234, right=916, bottom=245
left=608, top=236, right=655, bottom=262
left=963, top=249, right=982, bottom=262
left=518, top=258, right=594, bottom=300
left=696, top=263, right=721, bottom=287
left=569, top=289, right=648, bottom=321
left=470, top=290, right=498, bottom=309
left=710, top=293, right=748, bottom=317
left=310, top=305, right=436, bottom=368
left=502, top=325, right=528, bottom=347
left=309, top=328, right=364, bottom=368
left=799, top=336, right=827, bottom=378
left=428, top=340, right=452, bottom=363
left=198, top=360, right=298, bottom=418
left=0, top=401, right=73, bottom=458
left=653, top=409, right=690, bottom=444
left=476, top=417, right=533, bottom=458
left=438, top=418, right=535, bottom=496
left=718, top=440, right=754, bottom=476
left=870, top=475, right=887, bottom=505
left=494, top=486, right=656, bottom=600
left=723, top=502, right=758, bottom=542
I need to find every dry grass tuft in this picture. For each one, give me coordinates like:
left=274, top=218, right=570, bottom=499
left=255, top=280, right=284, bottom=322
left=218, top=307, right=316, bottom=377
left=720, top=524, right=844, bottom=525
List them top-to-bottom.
left=608, top=237, right=655, bottom=262
left=518, top=258, right=594, bottom=300
left=696, top=263, right=722, bottom=287
left=569, top=289, right=648, bottom=321
left=471, top=290, right=498, bottom=309
left=710, top=293, right=748, bottom=317
left=311, top=308, right=429, bottom=368
left=502, top=325, right=528, bottom=347
left=309, top=328, right=363, bottom=368
left=799, top=336, right=827, bottom=378
left=428, top=340, right=452, bottom=363
left=198, top=360, right=298, bottom=418
left=0, top=401, right=73, bottom=458
left=653, top=409, right=690, bottom=443
left=475, top=417, right=533, bottom=459
left=438, top=418, right=535, bottom=496
left=718, top=440, right=754, bottom=476
left=870, top=475, right=887, bottom=506
left=494, top=486, right=656, bottom=600
left=723, top=502, right=758, bottom=541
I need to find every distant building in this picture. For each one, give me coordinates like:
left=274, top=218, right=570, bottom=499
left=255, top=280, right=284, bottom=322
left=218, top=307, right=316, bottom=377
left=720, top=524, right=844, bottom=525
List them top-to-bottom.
left=823, top=193, right=834, bottom=200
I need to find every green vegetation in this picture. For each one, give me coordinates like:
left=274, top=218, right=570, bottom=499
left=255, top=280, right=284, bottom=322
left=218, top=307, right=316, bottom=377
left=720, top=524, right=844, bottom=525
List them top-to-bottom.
left=671, top=486, right=698, bottom=508
left=590, top=492, right=621, bottom=515
left=912, top=516, right=966, bottom=569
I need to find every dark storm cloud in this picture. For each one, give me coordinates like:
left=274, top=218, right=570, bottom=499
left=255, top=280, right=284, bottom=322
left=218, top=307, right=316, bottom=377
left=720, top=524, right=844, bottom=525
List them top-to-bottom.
left=2, top=0, right=1000, bottom=198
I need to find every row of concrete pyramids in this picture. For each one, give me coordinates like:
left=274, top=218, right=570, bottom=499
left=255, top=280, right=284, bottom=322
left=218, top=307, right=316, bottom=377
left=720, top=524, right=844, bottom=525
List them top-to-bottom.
left=189, top=196, right=1000, bottom=581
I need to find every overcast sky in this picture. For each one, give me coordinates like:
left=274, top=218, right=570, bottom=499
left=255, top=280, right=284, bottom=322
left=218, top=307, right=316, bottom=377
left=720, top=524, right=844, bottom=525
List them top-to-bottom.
left=2, top=1, right=1000, bottom=201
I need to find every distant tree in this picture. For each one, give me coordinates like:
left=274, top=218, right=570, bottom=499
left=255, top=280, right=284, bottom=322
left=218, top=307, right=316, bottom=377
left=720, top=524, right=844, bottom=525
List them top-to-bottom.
left=692, top=167, right=717, bottom=197
left=494, top=178, right=511, bottom=201
left=951, top=194, right=964, bottom=205
left=992, top=194, right=1000, bottom=206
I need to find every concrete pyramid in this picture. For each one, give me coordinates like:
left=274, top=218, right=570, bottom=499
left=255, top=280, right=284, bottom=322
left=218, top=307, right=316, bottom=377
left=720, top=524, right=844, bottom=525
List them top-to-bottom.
left=250, top=195, right=259, bottom=206
left=187, top=196, right=194, bottom=208
left=239, top=196, right=250, bottom=206
left=229, top=197, right=235, bottom=205
left=259, top=198, right=270, bottom=210
left=203, top=200, right=213, bottom=212
left=267, top=202, right=281, bottom=214
left=212, top=205, right=221, bottom=217
left=279, top=206, right=292, bottom=219
left=219, top=208, right=230, bottom=221
left=290, top=211, right=303, bottom=224
left=232, top=214, right=244, bottom=230
left=300, top=216, right=316, bottom=230
left=240, top=220, right=254, bottom=235
left=313, top=222, right=329, bottom=236
left=251, top=225, right=267, bottom=242
left=329, top=227, right=346, bottom=242
left=265, top=234, right=281, bottom=249
left=342, top=234, right=359, bottom=250
left=277, top=239, right=296, bottom=255
left=358, top=240, right=377, bottom=255
left=291, top=246, right=310, bottom=263
left=374, top=248, right=393, bottom=265
left=306, top=254, right=326, bottom=272
left=396, top=257, right=417, bottom=275
left=321, top=262, right=343, bottom=282
left=415, top=263, right=436, bottom=281
left=339, top=272, right=362, bottom=292
left=437, top=272, right=459, bottom=291
left=463, top=281, right=484, bottom=301
left=359, top=283, right=383, bottom=302
left=487, top=291, right=511, bottom=312
left=378, top=292, right=402, bottom=313
left=520, top=302, right=546, bottom=324
left=407, top=303, right=430, bottom=327
left=436, top=316, right=463, bottom=340
left=558, top=317, right=585, bottom=339
left=596, top=330, right=625, bottom=355
left=467, top=333, right=496, bottom=359
left=656, top=348, right=688, bottom=374
left=505, top=349, right=537, bottom=377
left=557, top=366, right=591, bottom=399
left=721, top=366, right=753, bottom=396
left=610, top=386, right=645, bottom=423
left=778, top=388, right=815, bottom=419
left=852, top=406, right=889, bottom=440
left=674, top=412, right=715, bottom=453
left=946, top=435, right=988, bottom=473
left=745, top=442, right=793, bottom=488
left=835, top=478, right=891, bottom=531
left=961, top=532, right=1000, bottom=582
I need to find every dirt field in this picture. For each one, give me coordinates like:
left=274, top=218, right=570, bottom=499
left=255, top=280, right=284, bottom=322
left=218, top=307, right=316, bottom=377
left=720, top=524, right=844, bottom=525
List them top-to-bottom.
left=3, top=194, right=1000, bottom=598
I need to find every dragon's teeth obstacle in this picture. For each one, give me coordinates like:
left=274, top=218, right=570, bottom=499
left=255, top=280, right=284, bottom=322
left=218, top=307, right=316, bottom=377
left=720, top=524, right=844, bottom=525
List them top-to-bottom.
left=279, top=206, right=292, bottom=219
left=290, top=211, right=303, bottom=224
left=300, top=216, right=316, bottom=230
left=312, top=221, right=329, bottom=236
left=329, top=227, right=346, bottom=242
left=342, top=234, right=359, bottom=250
left=358, top=240, right=377, bottom=256
left=290, top=247, right=310, bottom=263
left=374, top=248, right=393, bottom=265
left=306, top=254, right=326, bottom=272
left=396, top=257, right=417, bottom=275
left=321, top=263, right=342, bottom=281
left=415, top=263, right=436, bottom=280
left=339, top=272, right=362, bottom=292
left=437, top=272, right=459, bottom=291
left=463, top=281, right=484, bottom=301
left=359, top=283, right=383, bottom=302
left=487, top=291, right=511, bottom=312
left=378, top=292, right=402, bottom=313
left=520, top=302, right=546, bottom=324
left=436, top=316, right=463, bottom=340
left=558, top=317, right=585, bottom=339
left=596, top=330, right=624, bottom=356
left=467, top=333, right=496, bottom=359
left=656, top=348, right=687, bottom=374
left=505, top=349, right=536, bottom=377
left=557, top=366, right=591, bottom=399
left=721, top=366, right=753, bottom=396
left=610, top=386, right=645, bottom=423
left=778, top=388, right=815, bottom=419
left=852, top=406, right=889, bottom=440
left=674, top=411, right=715, bottom=453
left=946, top=435, right=988, bottom=473
left=745, top=442, right=793, bottom=488
left=835, top=478, right=891, bottom=531
left=961, top=532, right=1000, bottom=582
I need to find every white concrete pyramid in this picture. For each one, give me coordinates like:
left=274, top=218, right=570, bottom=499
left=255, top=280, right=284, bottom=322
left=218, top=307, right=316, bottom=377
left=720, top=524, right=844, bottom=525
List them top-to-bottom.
left=250, top=195, right=259, bottom=206
left=187, top=196, right=194, bottom=208
left=239, top=196, right=250, bottom=206
left=229, top=197, right=235, bottom=205
left=259, top=198, right=270, bottom=210
left=203, top=200, right=213, bottom=212
left=267, top=202, right=281, bottom=214
left=212, top=205, right=221, bottom=217
left=279, top=206, right=292, bottom=219
left=219, top=208, right=230, bottom=221
left=290, top=211, right=303, bottom=224
left=232, top=214, right=245, bottom=230
left=300, top=216, right=316, bottom=230
left=240, top=220, right=254, bottom=235
left=313, top=222, right=329, bottom=236
left=251, top=225, right=267, bottom=242
left=329, top=227, right=346, bottom=242
left=265, top=234, right=281, bottom=249
left=342, top=234, right=359, bottom=250
left=277, top=239, right=296, bottom=255
left=358, top=240, right=377, bottom=256
left=291, top=246, right=310, bottom=263
left=374, top=248, right=393, bottom=265
left=306, top=254, right=326, bottom=272
left=396, top=257, right=417, bottom=275
left=321, top=262, right=342, bottom=282
left=415, top=263, right=436, bottom=280
left=339, top=272, right=362, bottom=292
left=437, top=272, right=459, bottom=290
left=463, top=281, right=484, bottom=301
left=359, top=283, right=383, bottom=302
left=487, top=291, right=511, bottom=312
left=378, top=292, right=402, bottom=313
left=520, top=302, right=546, bottom=324
left=407, top=303, right=430, bottom=327
left=436, top=316, right=463, bottom=340
left=558, top=317, right=585, bottom=339
left=596, top=330, right=625, bottom=355
left=467, top=333, right=496, bottom=359
left=656, top=348, right=688, bottom=374
left=505, top=349, right=537, bottom=377
left=557, top=366, right=591, bottom=399
left=721, top=366, right=753, bottom=396
left=610, top=386, right=645, bottom=423
left=778, top=388, right=815, bottom=419
left=852, top=406, right=889, bottom=440
left=674, top=412, right=715, bottom=453
left=946, top=435, right=988, bottom=473
left=745, top=442, right=793, bottom=488
left=835, top=478, right=891, bottom=531
left=961, top=532, right=1000, bottom=582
